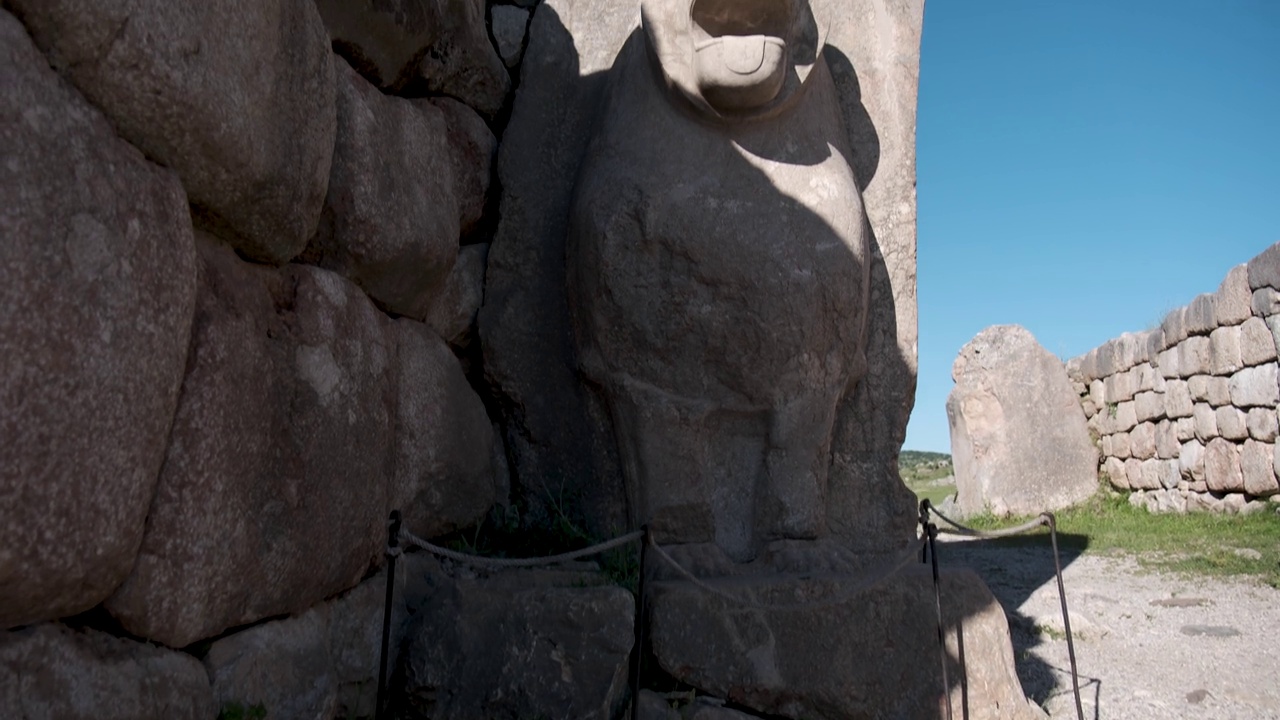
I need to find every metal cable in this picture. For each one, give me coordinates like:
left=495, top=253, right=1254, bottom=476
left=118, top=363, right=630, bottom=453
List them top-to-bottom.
left=398, top=528, right=644, bottom=568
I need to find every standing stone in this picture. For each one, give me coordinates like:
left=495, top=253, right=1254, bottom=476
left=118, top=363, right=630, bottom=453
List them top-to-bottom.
left=7, top=0, right=336, bottom=264
left=1, top=11, right=197, bottom=629
left=305, top=58, right=477, bottom=320
left=104, top=239, right=392, bottom=648
left=1215, top=264, right=1253, bottom=326
left=1239, top=317, right=1277, bottom=366
left=389, top=321, right=496, bottom=540
left=1209, top=325, right=1242, bottom=375
left=948, top=326, right=1098, bottom=516
left=1178, top=337, right=1212, bottom=377
left=1228, top=363, right=1279, bottom=407
left=1164, top=379, right=1193, bottom=418
left=1194, top=403, right=1219, bottom=442
left=1215, top=406, right=1249, bottom=441
left=1247, top=408, right=1279, bottom=442
left=1130, top=422, right=1156, bottom=459
left=1205, top=438, right=1244, bottom=493
left=1240, top=440, right=1279, bottom=497
left=397, top=570, right=635, bottom=720
left=0, top=623, right=214, bottom=720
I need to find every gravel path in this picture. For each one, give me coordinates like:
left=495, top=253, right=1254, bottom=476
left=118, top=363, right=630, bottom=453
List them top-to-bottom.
left=938, top=535, right=1280, bottom=719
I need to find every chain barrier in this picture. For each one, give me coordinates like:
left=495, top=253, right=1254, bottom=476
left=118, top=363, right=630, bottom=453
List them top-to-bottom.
left=919, top=499, right=1085, bottom=720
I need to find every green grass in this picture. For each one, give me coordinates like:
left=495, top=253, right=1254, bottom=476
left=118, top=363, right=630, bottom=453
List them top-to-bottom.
left=900, top=449, right=955, bottom=507
left=958, top=493, right=1280, bottom=588
left=218, top=703, right=267, bottom=720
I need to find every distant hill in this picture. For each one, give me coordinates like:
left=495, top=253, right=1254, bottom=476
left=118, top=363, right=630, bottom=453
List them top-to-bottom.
left=899, top=450, right=953, bottom=486
left=900, top=450, right=951, bottom=465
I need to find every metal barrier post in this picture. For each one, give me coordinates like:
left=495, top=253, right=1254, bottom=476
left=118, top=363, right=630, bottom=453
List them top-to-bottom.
left=376, top=510, right=402, bottom=720
left=926, top=522, right=954, bottom=720
left=631, top=525, right=649, bottom=720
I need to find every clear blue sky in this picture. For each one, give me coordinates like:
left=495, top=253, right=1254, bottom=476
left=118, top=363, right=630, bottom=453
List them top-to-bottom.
left=903, top=0, right=1280, bottom=453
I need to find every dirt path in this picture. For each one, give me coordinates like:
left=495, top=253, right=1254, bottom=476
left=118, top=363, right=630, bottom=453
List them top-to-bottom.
left=938, top=535, right=1280, bottom=719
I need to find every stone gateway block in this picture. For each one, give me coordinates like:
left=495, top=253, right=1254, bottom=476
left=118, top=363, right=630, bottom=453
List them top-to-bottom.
left=948, top=326, right=1098, bottom=516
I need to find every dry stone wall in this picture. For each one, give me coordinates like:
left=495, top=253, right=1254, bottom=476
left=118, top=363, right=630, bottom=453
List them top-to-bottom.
left=1067, top=241, right=1280, bottom=514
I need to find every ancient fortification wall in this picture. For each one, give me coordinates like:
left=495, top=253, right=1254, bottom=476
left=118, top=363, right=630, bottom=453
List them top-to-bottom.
left=1067, top=241, right=1280, bottom=514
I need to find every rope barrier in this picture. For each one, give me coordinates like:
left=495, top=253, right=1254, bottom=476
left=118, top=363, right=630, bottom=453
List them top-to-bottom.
left=397, top=527, right=645, bottom=568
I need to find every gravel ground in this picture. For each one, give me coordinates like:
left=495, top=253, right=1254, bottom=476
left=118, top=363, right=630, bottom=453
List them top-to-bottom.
left=938, top=535, right=1280, bottom=720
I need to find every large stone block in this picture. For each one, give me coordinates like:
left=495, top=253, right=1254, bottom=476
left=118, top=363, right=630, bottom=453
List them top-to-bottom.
left=8, top=0, right=336, bottom=264
left=415, top=0, right=512, bottom=118
left=1, top=11, right=197, bottom=629
left=304, top=58, right=487, bottom=320
left=104, top=239, right=392, bottom=648
left=1246, top=241, right=1280, bottom=291
left=425, top=243, right=489, bottom=350
left=1215, top=264, right=1252, bottom=326
left=1251, top=287, right=1280, bottom=317
left=1184, top=293, right=1217, bottom=336
left=1162, top=306, right=1188, bottom=346
left=1238, top=317, right=1277, bottom=366
left=389, top=320, right=496, bottom=540
left=1209, top=325, right=1242, bottom=375
left=949, top=326, right=1098, bottom=517
left=1177, top=336, right=1212, bottom=377
left=1156, top=347, right=1180, bottom=379
left=1132, top=362, right=1164, bottom=393
left=1228, top=363, right=1279, bottom=407
left=1104, top=371, right=1136, bottom=403
left=1188, top=374, right=1211, bottom=401
left=1206, top=375, right=1232, bottom=407
left=1164, top=379, right=1193, bottom=419
left=1134, top=391, right=1166, bottom=423
left=1114, top=400, right=1138, bottom=433
left=1193, top=402, right=1219, bottom=442
left=1215, top=406, right=1249, bottom=441
left=1247, top=408, right=1279, bottom=442
left=1176, top=417, right=1196, bottom=442
left=1155, top=420, right=1179, bottom=459
left=1130, top=422, right=1157, bottom=459
left=1111, top=431, right=1132, bottom=460
left=1205, top=438, right=1244, bottom=493
left=1179, top=440, right=1205, bottom=482
left=1240, top=440, right=1279, bottom=497
left=1103, top=456, right=1129, bottom=489
left=649, top=567, right=1041, bottom=720
left=397, top=569, right=634, bottom=720
left=0, top=623, right=214, bottom=719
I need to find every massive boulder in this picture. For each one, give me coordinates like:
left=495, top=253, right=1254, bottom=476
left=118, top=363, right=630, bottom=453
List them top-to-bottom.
left=7, top=0, right=337, bottom=264
left=0, top=10, right=197, bottom=629
left=305, top=58, right=493, bottom=320
left=104, top=237, right=392, bottom=648
left=947, top=325, right=1098, bottom=517
left=397, top=566, right=634, bottom=720
left=649, top=566, right=1042, bottom=720
left=0, top=623, right=215, bottom=720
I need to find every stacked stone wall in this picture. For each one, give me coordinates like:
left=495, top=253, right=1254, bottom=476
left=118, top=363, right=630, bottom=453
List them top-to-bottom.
left=1067, top=241, right=1280, bottom=514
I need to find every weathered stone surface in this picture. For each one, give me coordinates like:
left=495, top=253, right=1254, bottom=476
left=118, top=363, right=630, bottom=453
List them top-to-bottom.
left=8, top=0, right=335, bottom=264
left=418, top=0, right=511, bottom=117
left=482, top=0, right=926, bottom=554
left=492, top=5, right=531, bottom=68
left=1, top=11, right=197, bottom=629
left=306, top=59, right=462, bottom=319
left=426, top=97, right=498, bottom=237
left=104, top=239, right=391, bottom=647
left=1247, top=242, right=1280, bottom=291
left=425, top=243, right=489, bottom=350
left=1215, top=264, right=1253, bottom=326
left=1251, top=287, right=1280, bottom=317
left=1185, top=294, right=1216, bottom=336
left=1162, top=306, right=1188, bottom=346
left=1268, top=315, right=1280, bottom=355
left=1238, top=317, right=1277, bottom=366
left=390, top=320, right=495, bottom=540
left=1209, top=325, right=1242, bottom=375
left=949, top=326, right=1098, bottom=517
left=1145, top=327, right=1167, bottom=359
left=1178, top=336, right=1212, bottom=377
left=1156, top=347, right=1180, bottom=378
left=1132, top=362, right=1164, bottom=393
left=1228, top=363, right=1279, bottom=407
left=1105, top=371, right=1136, bottom=403
left=1188, top=375, right=1211, bottom=401
left=1206, top=376, right=1232, bottom=407
left=1088, top=378, right=1105, bottom=406
left=1164, top=379, right=1193, bottom=419
left=1134, top=391, right=1166, bottom=422
left=1114, top=400, right=1138, bottom=432
left=1194, top=403, right=1219, bottom=442
left=1216, top=406, right=1248, bottom=441
left=1247, top=408, right=1279, bottom=442
left=1176, top=417, right=1196, bottom=442
left=1155, top=420, right=1179, bottom=459
left=1130, top=422, right=1156, bottom=459
left=1111, top=431, right=1132, bottom=460
left=1205, top=438, right=1244, bottom=493
left=1180, top=440, right=1206, bottom=482
left=1240, top=440, right=1279, bottom=497
left=1103, top=456, right=1129, bottom=489
left=1124, top=458, right=1144, bottom=489
left=1133, top=458, right=1162, bottom=490
left=1186, top=492, right=1220, bottom=512
left=1221, top=492, right=1248, bottom=514
left=203, top=554, right=435, bottom=720
left=650, top=567, right=1040, bottom=720
left=398, top=570, right=634, bottom=720
left=0, top=623, right=214, bottom=719
left=637, top=690, right=683, bottom=720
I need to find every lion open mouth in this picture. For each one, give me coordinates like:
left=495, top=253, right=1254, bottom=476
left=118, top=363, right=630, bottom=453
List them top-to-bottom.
left=690, top=0, right=796, bottom=110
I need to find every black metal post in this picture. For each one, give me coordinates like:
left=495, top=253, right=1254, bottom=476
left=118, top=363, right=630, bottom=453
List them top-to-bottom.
left=919, top=499, right=932, bottom=564
left=376, top=510, right=402, bottom=720
left=1045, top=513, right=1085, bottom=720
left=927, top=523, right=953, bottom=720
left=631, top=525, right=649, bottom=720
